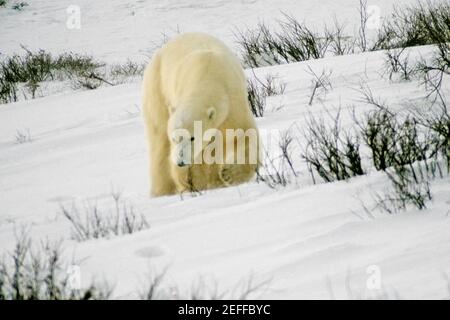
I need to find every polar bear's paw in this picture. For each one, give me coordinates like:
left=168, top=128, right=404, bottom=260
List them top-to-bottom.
left=219, top=164, right=239, bottom=186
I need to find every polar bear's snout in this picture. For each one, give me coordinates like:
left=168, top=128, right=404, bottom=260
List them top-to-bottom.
left=169, top=121, right=205, bottom=167
left=171, top=138, right=192, bottom=167
left=175, top=142, right=191, bottom=167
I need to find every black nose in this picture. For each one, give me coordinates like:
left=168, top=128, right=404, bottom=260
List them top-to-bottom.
left=177, top=161, right=186, bottom=167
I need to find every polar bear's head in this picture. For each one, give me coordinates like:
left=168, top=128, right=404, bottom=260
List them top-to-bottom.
left=167, top=90, right=229, bottom=167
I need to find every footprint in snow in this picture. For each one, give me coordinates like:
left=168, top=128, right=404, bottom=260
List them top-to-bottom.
left=135, top=246, right=166, bottom=258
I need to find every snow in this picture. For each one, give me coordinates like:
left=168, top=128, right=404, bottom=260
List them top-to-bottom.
left=0, top=0, right=449, bottom=299
left=1, top=0, right=414, bottom=63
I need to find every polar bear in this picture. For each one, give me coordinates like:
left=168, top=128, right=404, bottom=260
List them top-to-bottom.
left=142, top=32, right=260, bottom=197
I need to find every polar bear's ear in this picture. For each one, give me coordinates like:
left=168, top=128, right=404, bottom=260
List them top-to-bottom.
left=207, top=107, right=216, bottom=120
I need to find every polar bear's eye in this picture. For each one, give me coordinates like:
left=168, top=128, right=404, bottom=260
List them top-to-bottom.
left=190, top=137, right=195, bottom=141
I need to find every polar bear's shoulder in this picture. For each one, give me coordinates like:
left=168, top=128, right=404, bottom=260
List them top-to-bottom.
left=162, top=32, right=231, bottom=57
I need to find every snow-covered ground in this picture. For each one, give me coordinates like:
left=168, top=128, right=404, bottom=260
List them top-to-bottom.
left=0, top=0, right=449, bottom=299
left=1, top=0, right=413, bottom=63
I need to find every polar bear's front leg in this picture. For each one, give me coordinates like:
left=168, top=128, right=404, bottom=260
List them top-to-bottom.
left=142, top=51, right=177, bottom=197
left=149, top=133, right=177, bottom=196
left=218, top=135, right=259, bottom=187
left=219, top=146, right=258, bottom=187
left=219, top=163, right=258, bottom=186
left=170, top=164, right=203, bottom=194
left=219, top=164, right=238, bottom=186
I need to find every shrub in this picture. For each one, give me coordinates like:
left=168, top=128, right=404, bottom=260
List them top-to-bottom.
left=356, top=0, right=370, bottom=52
left=12, top=1, right=27, bottom=11
left=236, top=1, right=449, bottom=67
left=374, top=1, right=450, bottom=50
left=236, top=14, right=329, bottom=68
left=277, top=14, right=329, bottom=61
left=325, top=18, right=356, bottom=56
left=235, top=22, right=284, bottom=67
left=416, top=39, right=449, bottom=104
left=384, top=48, right=415, bottom=81
left=0, top=49, right=104, bottom=103
left=0, top=49, right=146, bottom=103
left=0, top=50, right=53, bottom=85
left=53, top=52, right=103, bottom=78
left=110, top=60, right=145, bottom=79
left=306, top=66, right=332, bottom=106
left=71, top=72, right=105, bottom=90
left=247, top=74, right=285, bottom=117
left=261, top=74, right=286, bottom=97
left=0, top=76, right=17, bottom=103
left=247, top=78, right=266, bottom=117
left=357, top=82, right=448, bottom=214
left=413, top=97, right=450, bottom=172
left=357, top=107, right=436, bottom=172
left=358, top=109, right=396, bottom=171
left=301, top=110, right=364, bottom=183
left=256, top=130, right=299, bottom=188
left=278, top=131, right=298, bottom=178
left=256, top=148, right=290, bottom=188
left=375, top=157, right=447, bottom=214
left=60, top=192, right=149, bottom=241
left=0, top=231, right=111, bottom=300
left=140, top=271, right=268, bottom=300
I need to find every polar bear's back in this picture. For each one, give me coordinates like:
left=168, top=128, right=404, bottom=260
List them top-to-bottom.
left=160, top=32, right=235, bottom=63
left=162, top=32, right=231, bottom=55
left=156, top=33, right=246, bottom=94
